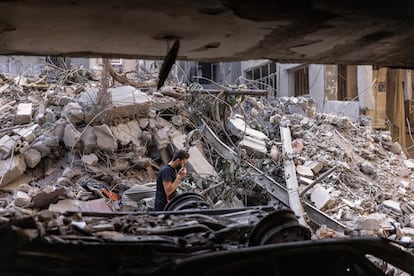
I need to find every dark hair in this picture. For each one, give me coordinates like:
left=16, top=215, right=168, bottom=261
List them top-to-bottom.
left=172, top=150, right=190, bottom=161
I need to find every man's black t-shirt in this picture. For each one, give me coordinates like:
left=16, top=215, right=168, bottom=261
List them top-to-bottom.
left=155, top=165, right=177, bottom=211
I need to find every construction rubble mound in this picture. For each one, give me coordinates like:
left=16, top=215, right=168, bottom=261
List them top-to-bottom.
left=0, top=68, right=414, bottom=256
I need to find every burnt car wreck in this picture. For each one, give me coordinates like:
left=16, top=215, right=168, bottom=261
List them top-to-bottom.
left=1, top=199, right=413, bottom=275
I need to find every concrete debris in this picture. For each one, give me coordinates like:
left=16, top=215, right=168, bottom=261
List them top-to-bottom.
left=0, top=72, right=413, bottom=246
left=109, top=86, right=151, bottom=117
left=62, top=102, right=84, bottom=124
left=16, top=103, right=33, bottom=124
left=13, top=124, right=40, bottom=143
left=63, top=124, right=82, bottom=149
left=93, top=125, right=117, bottom=153
left=81, top=126, right=97, bottom=154
left=154, top=127, right=171, bottom=150
left=0, top=135, right=15, bottom=160
left=23, top=148, right=42, bottom=168
left=82, top=154, right=99, bottom=166
left=0, top=155, right=27, bottom=187
left=296, top=165, right=314, bottom=178
left=310, top=184, right=332, bottom=209
left=13, top=190, right=31, bottom=207
left=356, top=213, right=392, bottom=231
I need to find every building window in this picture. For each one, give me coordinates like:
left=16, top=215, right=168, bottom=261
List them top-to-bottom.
left=110, top=58, right=122, bottom=65
left=244, top=61, right=277, bottom=96
left=196, top=62, right=219, bottom=84
left=324, top=64, right=357, bottom=101
left=293, top=66, right=309, bottom=97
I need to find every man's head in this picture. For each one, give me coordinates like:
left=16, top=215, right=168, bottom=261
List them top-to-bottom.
left=171, top=150, right=190, bottom=170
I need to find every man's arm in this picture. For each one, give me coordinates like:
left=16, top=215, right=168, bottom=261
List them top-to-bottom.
left=163, top=167, right=186, bottom=197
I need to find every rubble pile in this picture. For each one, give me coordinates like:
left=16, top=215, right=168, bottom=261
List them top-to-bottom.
left=0, top=70, right=413, bottom=247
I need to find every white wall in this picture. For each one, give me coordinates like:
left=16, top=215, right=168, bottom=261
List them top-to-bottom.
left=277, top=63, right=301, bottom=97
left=308, top=64, right=325, bottom=111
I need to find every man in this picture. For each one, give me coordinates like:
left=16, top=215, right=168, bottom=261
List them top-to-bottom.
left=155, top=150, right=190, bottom=211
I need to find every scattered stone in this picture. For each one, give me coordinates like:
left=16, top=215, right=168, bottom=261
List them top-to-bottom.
left=109, top=86, right=151, bottom=118
left=62, top=102, right=84, bottom=124
left=16, top=103, right=32, bottom=124
left=139, top=118, right=149, bottom=129
left=126, top=120, right=142, bottom=147
left=111, top=123, right=132, bottom=146
left=13, top=124, right=39, bottom=143
left=63, top=124, right=81, bottom=149
left=93, top=125, right=117, bottom=153
left=81, top=126, right=96, bottom=154
left=154, top=127, right=171, bottom=150
left=0, top=135, right=15, bottom=160
left=31, top=135, right=59, bottom=158
left=239, top=136, right=267, bottom=156
left=389, top=142, right=402, bottom=154
left=23, top=148, right=42, bottom=168
left=82, top=154, right=99, bottom=166
left=0, top=155, right=27, bottom=187
left=404, top=159, right=414, bottom=169
left=304, top=161, right=324, bottom=174
left=359, top=161, right=375, bottom=175
left=296, top=165, right=314, bottom=178
left=310, top=184, right=331, bottom=209
left=13, top=191, right=31, bottom=207
left=382, top=200, right=402, bottom=213
left=356, top=213, right=392, bottom=231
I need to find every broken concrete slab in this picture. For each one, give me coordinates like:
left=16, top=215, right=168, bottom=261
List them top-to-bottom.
left=109, top=86, right=152, bottom=118
left=152, top=96, right=177, bottom=111
left=62, top=102, right=84, bottom=124
left=16, top=103, right=32, bottom=124
left=227, top=115, right=269, bottom=141
left=139, top=118, right=149, bottom=129
left=126, top=120, right=142, bottom=147
left=111, top=123, right=132, bottom=146
left=13, top=124, right=39, bottom=143
left=63, top=124, right=82, bottom=149
left=93, top=125, right=117, bottom=153
left=81, top=126, right=96, bottom=154
left=154, top=127, right=170, bottom=150
left=172, top=134, right=217, bottom=178
left=0, top=135, right=15, bottom=160
left=31, top=135, right=59, bottom=158
left=239, top=135, right=267, bottom=156
left=23, top=148, right=42, bottom=168
left=82, top=154, right=98, bottom=166
left=0, top=155, right=27, bottom=187
left=304, top=160, right=324, bottom=174
left=296, top=165, right=314, bottom=178
left=310, top=184, right=331, bottom=209
left=49, top=198, right=113, bottom=213
left=382, top=200, right=402, bottom=213
left=356, top=212, right=392, bottom=231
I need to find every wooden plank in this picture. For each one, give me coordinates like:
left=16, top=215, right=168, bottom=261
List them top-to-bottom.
left=280, top=126, right=307, bottom=226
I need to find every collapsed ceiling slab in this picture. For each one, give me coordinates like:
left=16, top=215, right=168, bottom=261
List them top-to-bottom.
left=1, top=0, right=414, bottom=67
